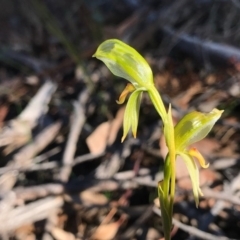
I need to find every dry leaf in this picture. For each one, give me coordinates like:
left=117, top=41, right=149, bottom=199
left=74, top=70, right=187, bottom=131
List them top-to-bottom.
left=173, top=81, right=202, bottom=109
left=0, top=105, right=8, bottom=124
left=86, top=107, right=125, bottom=154
left=0, top=119, right=32, bottom=155
left=86, top=121, right=110, bottom=154
left=80, top=190, right=108, bottom=206
left=90, top=222, right=120, bottom=240
left=14, top=224, right=35, bottom=240
left=51, top=227, right=75, bottom=240
left=146, top=227, right=161, bottom=240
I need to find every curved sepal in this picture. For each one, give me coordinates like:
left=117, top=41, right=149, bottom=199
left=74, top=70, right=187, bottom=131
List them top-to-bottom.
left=93, top=39, right=153, bottom=88
left=175, top=108, right=223, bottom=151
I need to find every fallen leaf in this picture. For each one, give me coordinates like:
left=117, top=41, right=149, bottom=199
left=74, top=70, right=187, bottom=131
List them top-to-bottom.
left=173, top=81, right=202, bottom=110
left=0, top=104, right=8, bottom=124
left=86, top=107, right=125, bottom=154
left=86, top=122, right=110, bottom=154
left=80, top=190, right=108, bottom=206
left=90, top=222, right=120, bottom=240
left=14, top=224, right=35, bottom=240
left=51, top=227, right=75, bottom=240
left=146, top=227, right=161, bottom=240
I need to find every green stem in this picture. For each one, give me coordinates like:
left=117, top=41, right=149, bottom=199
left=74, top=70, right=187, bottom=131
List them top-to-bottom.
left=148, top=86, right=176, bottom=240
left=148, top=86, right=167, bottom=123
left=166, top=108, right=176, bottom=219
left=163, top=154, right=171, bottom=207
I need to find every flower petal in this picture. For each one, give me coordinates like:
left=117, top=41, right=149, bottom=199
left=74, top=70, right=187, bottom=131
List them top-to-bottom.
left=93, top=39, right=153, bottom=88
left=116, top=83, right=136, bottom=104
left=121, top=90, right=142, bottom=142
left=131, top=91, right=142, bottom=138
left=175, top=108, right=224, bottom=151
left=189, top=147, right=209, bottom=168
left=178, top=152, right=202, bottom=207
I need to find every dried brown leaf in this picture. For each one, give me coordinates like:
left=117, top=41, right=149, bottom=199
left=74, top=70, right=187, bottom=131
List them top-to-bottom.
left=86, top=107, right=125, bottom=154
left=80, top=191, right=108, bottom=206
left=90, top=222, right=120, bottom=240
left=51, top=227, right=75, bottom=240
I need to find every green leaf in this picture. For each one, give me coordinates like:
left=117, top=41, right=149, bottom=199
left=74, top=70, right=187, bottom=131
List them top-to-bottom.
left=93, top=39, right=153, bottom=88
left=174, top=108, right=223, bottom=151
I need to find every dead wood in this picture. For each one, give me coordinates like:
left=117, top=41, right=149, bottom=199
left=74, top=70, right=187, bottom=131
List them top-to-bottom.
left=0, top=1, right=239, bottom=239
left=162, top=26, right=240, bottom=68
left=59, top=90, right=88, bottom=182
left=0, top=196, right=63, bottom=233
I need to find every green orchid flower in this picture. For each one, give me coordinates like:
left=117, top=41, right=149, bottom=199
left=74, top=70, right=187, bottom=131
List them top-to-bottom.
left=93, top=39, right=223, bottom=240
left=93, top=39, right=166, bottom=141
left=174, top=108, right=223, bottom=206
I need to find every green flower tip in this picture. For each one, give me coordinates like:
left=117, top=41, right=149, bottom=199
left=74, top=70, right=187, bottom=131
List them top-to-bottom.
left=93, top=39, right=154, bottom=89
left=175, top=108, right=224, bottom=151
left=176, top=108, right=223, bottom=207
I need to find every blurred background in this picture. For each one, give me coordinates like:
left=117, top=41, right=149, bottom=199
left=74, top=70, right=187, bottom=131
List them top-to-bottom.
left=0, top=0, right=240, bottom=239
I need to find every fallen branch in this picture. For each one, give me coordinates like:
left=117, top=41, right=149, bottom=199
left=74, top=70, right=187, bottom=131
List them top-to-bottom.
left=162, top=26, right=240, bottom=68
left=59, top=90, right=88, bottom=182
left=0, top=196, right=63, bottom=233
left=153, top=206, right=232, bottom=240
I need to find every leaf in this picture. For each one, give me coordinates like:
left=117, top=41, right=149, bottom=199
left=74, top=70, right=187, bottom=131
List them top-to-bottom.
left=93, top=39, right=153, bottom=88
left=86, top=107, right=125, bottom=153
left=174, top=108, right=223, bottom=151
left=90, top=221, right=121, bottom=240
left=51, top=227, right=75, bottom=240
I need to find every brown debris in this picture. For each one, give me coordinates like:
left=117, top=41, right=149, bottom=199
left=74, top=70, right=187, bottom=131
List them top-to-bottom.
left=0, top=0, right=240, bottom=239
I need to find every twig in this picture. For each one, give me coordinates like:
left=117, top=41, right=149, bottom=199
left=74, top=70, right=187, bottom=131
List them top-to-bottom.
left=231, top=0, right=240, bottom=9
left=0, top=81, right=57, bottom=152
left=18, top=81, right=57, bottom=128
left=59, top=90, right=88, bottom=182
left=13, top=121, right=62, bottom=166
left=0, top=122, right=61, bottom=195
left=95, top=138, right=136, bottom=179
left=0, top=147, right=61, bottom=175
left=33, top=147, right=61, bottom=164
left=0, top=151, right=104, bottom=175
left=74, top=152, right=105, bottom=165
left=13, top=168, right=158, bottom=203
left=13, top=179, right=119, bottom=203
left=14, top=184, right=64, bottom=202
left=202, top=187, right=240, bottom=206
left=0, top=196, right=63, bottom=233
left=119, top=206, right=153, bottom=239
left=152, top=206, right=232, bottom=240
